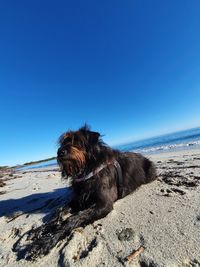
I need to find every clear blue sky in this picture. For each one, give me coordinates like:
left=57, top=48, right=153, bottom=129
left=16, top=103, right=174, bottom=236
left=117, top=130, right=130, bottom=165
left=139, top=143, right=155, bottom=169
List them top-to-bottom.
left=0, top=0, right=200, bottom=166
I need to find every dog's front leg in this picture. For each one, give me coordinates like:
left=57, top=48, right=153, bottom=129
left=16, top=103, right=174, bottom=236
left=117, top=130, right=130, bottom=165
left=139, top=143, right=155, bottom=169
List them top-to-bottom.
left=62, top=186, right=115, bottom=232
left=24, top=191, right=113, bottom=260
left=47, top=193, right=114, bottom=251
left=46, top=196, right=113, bottom=247
left=64, top=200, right=113, bottom=231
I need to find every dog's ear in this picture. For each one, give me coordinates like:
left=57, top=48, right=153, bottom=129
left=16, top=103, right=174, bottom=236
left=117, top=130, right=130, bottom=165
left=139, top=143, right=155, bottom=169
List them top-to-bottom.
left=79, top=126, right=100, bottom=145
left=88, top=131, right=100, bottom=145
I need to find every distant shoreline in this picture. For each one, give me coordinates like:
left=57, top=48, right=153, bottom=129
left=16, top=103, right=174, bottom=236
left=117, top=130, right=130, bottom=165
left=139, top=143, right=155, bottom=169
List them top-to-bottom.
left=22, top=156, right=56, bottom=166
left=0, top=157, right=57, bottom=169
left=10, top=157, right=57, bottom=169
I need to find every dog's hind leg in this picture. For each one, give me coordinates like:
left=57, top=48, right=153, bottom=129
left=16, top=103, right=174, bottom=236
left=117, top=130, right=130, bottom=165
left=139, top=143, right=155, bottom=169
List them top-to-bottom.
left=143, top=158, right=157, bottom=183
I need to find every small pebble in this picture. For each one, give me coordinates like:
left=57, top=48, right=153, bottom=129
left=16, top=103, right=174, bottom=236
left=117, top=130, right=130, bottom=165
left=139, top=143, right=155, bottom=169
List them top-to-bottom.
left=166, top=189, right=172, bottom=193
left=116, top=228, right=135, bottom=241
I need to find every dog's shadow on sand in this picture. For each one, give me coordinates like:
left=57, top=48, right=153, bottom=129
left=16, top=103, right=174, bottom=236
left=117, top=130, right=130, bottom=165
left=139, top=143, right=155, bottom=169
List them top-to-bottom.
left=0, top=187, right=73, bottom=222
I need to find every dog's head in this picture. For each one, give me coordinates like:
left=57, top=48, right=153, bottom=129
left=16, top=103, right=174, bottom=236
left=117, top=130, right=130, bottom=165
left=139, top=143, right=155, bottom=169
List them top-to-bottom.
left=57, top=125, right=101, bottom=179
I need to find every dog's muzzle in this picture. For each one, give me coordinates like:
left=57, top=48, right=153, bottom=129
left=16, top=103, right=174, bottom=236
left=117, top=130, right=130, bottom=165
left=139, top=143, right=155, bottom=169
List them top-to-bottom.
left=57, top=148, right=67, bottom=159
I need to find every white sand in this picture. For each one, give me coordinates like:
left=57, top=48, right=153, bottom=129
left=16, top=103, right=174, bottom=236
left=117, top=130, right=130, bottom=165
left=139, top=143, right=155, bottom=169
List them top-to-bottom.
left=0, top=149, right=200, bottom=267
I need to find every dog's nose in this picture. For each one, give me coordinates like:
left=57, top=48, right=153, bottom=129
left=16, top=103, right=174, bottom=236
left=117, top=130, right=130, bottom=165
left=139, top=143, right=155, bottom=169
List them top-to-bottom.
left=57, top=149, right=66, bottom=158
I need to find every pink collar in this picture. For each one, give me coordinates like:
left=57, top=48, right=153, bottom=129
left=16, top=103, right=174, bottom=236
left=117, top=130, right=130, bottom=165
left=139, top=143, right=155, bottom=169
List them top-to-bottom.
left=74, top=160, right=117, bottom=182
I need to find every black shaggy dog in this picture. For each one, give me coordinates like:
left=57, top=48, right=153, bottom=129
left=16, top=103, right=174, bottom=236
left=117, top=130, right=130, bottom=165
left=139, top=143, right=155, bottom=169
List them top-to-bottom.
left=14, top=125, right=156, bottom=260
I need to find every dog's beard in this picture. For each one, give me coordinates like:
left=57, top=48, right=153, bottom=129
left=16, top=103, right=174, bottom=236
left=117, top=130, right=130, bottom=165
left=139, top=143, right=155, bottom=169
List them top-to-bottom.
left=57, top=145, right=86, bottom=180
left=59, top=151, right=86, bottom=179
left=61, top=160, right=82, bottom=178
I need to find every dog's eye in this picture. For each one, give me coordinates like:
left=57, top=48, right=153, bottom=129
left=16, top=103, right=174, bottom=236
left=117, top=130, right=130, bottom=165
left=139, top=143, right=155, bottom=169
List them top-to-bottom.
left=64, top=137, right=72, bottom=144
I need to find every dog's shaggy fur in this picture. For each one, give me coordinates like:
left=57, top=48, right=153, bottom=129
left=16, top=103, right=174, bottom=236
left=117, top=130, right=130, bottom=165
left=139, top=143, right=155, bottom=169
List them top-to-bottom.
left=15, top=125, right=156, bottom=260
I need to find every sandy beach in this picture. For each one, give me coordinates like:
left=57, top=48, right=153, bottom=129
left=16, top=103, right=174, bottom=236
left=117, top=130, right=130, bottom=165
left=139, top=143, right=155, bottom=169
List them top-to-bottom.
left=0, top=149, right=200, bottom=267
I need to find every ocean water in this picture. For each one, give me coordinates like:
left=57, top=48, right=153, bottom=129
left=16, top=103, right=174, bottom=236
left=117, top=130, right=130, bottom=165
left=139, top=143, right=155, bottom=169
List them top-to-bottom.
left=20, top=127, right=200, bottom=170
left=116, top=127, right=200, bottom=154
